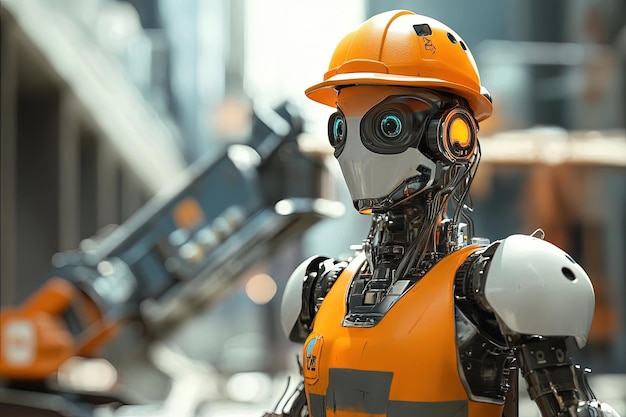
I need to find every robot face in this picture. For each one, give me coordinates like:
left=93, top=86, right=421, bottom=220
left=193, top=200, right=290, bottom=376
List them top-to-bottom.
left=328, top=86, right=477, bottom=213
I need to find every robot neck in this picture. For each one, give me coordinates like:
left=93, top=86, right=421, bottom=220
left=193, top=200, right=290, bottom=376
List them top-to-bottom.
left=363, top=183, right=474, bottom=275
left=362, top=202, right=447, bottom=282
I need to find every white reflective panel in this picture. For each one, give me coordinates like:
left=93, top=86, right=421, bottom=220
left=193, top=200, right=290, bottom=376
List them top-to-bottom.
left=1, top=319, right=36, bottom=366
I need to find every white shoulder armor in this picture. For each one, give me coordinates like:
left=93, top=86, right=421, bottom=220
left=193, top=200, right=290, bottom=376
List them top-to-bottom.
left=483, top=234, right=595, bottom=348
left=281, top=255, right=347, bottom=342
left=281, top=256, right=319, bottom=340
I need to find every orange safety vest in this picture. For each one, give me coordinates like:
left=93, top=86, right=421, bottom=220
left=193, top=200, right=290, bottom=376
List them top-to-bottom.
left=302, top=246, right=504, bottom=417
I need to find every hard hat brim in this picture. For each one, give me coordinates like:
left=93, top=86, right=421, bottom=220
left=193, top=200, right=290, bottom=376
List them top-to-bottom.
left=305, top=73, right=493, bottom=122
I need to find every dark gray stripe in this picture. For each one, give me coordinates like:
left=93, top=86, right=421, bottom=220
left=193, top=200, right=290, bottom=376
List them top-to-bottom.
left=313, top=368, right=469, bottom=416
left=327, top=368, right=393, bottom=414
left=309, top=394, right=326, bottom=417
left=310, top=395, right=469, bottom=417
left=388, top=400, right=468, bottom=417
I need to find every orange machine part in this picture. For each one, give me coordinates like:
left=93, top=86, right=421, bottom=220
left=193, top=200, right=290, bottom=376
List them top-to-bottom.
left=303, top=248, right=503, bottom=417
left=0, top=278, right=117, bottom=380
left=1, top=279, right=77, bottom=379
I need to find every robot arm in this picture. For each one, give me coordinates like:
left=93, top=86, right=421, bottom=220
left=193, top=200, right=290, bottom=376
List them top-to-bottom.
left=459, top=233, right=621, bottom=417
left=271, top=256, right=348, bottom=417
left=280, top=256, right=348, bottom=343
left=516, top=337, right=620, bottom=417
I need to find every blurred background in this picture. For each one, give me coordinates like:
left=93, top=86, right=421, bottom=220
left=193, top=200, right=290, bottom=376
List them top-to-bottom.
left=0, top=0, right=625, bottom=416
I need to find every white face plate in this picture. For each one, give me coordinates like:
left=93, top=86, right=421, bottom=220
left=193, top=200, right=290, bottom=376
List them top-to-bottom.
left=334, top=86, right=437, bottom=205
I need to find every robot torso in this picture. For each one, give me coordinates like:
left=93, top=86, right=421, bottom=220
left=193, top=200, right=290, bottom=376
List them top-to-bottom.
left=301, top=246, right=505, bottom=417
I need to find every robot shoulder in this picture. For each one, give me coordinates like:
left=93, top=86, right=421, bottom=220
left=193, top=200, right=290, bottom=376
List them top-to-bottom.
left=482, top=234, right=595, bottom=348
left=280, top=255, right=348, bottom=343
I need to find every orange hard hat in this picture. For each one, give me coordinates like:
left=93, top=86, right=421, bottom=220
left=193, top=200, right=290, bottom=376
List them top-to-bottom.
left=306, top=10, right=493, bottom=121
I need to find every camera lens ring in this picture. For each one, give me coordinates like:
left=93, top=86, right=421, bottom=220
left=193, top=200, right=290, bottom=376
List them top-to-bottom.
left=361, top=100, right=419, bottom=154
left=328, top=110, right=347, bottom=157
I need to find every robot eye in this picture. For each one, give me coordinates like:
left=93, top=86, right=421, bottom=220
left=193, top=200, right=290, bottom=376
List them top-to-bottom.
left=360, top=97, right=427, bottom=155
left=327, top=111, right=347, bottom=157
left=328, top=112, right=347, bottom=148
left=379, top=114, right=403, bottom=139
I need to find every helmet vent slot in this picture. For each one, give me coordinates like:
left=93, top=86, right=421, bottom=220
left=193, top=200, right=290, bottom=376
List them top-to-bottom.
left=413, top=24, right=432, bottom=36
left=447, top=32, right=457, bottom=44
left=460, top=41, right=468, bottom=51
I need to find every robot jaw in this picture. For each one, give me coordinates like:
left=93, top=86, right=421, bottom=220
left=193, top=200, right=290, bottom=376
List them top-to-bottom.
left=337, top=142, right=445, bottom=216
left=352, top=163, right=437, bottom=214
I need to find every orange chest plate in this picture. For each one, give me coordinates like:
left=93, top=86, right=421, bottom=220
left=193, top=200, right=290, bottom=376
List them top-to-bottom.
left=302, top=248, right=502, bottom=417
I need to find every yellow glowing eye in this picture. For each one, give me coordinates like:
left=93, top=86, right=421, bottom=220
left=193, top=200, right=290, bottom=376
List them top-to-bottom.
left=450, top=117, right=470, bottom=146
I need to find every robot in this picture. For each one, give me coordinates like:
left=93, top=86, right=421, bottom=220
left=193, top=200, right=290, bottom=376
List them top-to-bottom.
left=277, top=10, right=621, bottom=417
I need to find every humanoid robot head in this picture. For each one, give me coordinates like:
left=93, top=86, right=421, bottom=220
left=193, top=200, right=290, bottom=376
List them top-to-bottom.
left=305, top=10, right=493, bottom=213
